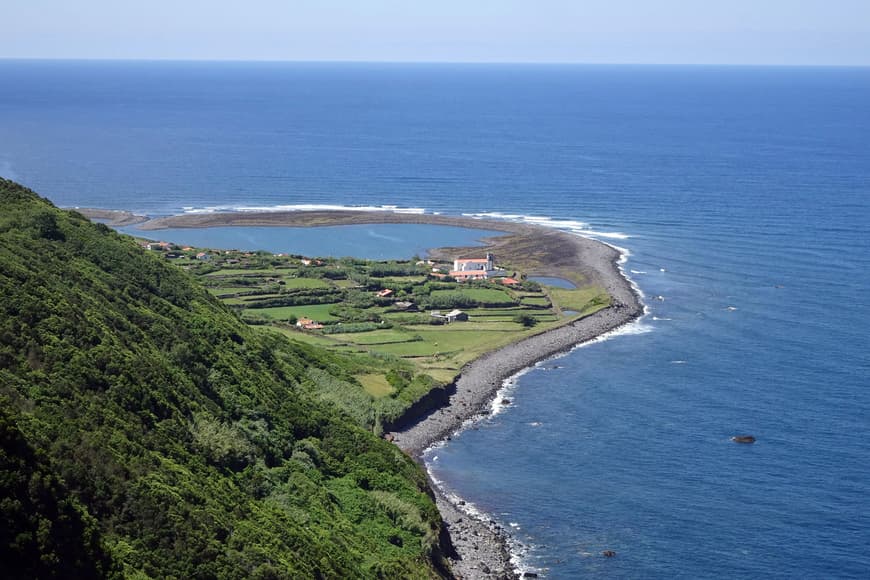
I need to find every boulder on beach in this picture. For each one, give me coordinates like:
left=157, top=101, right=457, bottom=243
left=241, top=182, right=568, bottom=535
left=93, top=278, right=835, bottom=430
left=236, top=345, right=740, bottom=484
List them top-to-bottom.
left=731, top=435, right=756, bottom=444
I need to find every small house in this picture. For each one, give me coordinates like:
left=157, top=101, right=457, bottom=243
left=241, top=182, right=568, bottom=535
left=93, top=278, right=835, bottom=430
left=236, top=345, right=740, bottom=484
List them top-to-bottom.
left=430, top=309, right=468, bottom=323
left=446, top=309, right=468, bottom=322
left=296, top=317, right=324, bottom=330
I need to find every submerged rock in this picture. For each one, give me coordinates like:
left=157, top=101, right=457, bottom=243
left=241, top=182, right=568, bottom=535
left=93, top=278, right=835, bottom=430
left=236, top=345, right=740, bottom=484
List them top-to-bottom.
left=731, top=435, right=756, bottom=444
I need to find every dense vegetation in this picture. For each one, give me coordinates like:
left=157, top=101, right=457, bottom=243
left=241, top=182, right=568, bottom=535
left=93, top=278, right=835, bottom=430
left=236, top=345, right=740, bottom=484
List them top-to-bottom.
left=0, top=179, right=450, bottom=578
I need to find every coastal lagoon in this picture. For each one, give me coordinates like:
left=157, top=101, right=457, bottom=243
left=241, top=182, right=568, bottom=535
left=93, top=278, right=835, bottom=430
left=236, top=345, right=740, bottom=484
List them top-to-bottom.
left=2, top=61, right=869, bottom=578
left=119, top=223, right=503, bottom=260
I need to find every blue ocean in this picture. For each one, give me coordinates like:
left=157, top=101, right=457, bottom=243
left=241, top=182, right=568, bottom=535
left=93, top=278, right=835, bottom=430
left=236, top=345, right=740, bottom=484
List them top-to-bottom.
left=2, top=61, right=869, bottom=578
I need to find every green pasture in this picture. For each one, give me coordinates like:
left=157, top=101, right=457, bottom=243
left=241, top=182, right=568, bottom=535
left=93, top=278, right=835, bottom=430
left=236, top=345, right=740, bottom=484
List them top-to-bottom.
left=206, top=268, right=292, bottom=276
left=280, top=277, right=330, bottom=289
left=206, top=286, right=254, bottom=295
left=549, top=286, right=610, bottom=313
left=430, top=287, right=514, bottom=303
left=249, top=303, right=340, bottom=322
left=257, top=325, right=343, bottom=347
left=340, top=330, right=418, bottom=345
left=357, top=374, right=396, bottom=398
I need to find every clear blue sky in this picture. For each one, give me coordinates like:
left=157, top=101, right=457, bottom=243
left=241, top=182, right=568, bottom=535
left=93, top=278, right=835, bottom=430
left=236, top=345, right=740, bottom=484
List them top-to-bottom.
left=4, top=0, right=869, bottom=65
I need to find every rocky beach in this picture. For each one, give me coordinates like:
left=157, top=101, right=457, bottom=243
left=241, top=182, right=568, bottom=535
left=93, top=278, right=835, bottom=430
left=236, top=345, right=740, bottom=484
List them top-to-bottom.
left=389, top=232, right=643, bottom=579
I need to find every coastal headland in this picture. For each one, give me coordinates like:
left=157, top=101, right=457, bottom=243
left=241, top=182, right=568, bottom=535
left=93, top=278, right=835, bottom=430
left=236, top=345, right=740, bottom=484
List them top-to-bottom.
left=84, top=207, right=644, bottom=578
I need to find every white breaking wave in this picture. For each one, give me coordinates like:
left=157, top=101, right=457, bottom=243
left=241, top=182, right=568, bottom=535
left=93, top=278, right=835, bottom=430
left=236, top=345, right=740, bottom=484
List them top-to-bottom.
left=182, top=203, right=428, bottom=215
left=461, top=211, right=630, bottom=240
left=574, top=319, right=654, bottom=347
left=489, top=366, right=531, bottom=417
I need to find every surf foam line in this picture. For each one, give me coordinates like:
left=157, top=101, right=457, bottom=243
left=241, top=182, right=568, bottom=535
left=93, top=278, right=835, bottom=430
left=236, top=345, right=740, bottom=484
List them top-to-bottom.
left=181, top=203, right=428, bottom=215
left=462, top=211, right=631, bottom=240
left=422, top=224, right=649, bottom=578
left=423, top=314, right=654, bottom=578
left=424, top=461, right=539, bottom=577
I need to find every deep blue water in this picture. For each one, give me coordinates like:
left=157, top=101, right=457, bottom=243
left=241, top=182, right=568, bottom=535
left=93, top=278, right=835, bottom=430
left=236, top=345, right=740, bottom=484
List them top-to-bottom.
left=2, top=61, right=869, bottom=578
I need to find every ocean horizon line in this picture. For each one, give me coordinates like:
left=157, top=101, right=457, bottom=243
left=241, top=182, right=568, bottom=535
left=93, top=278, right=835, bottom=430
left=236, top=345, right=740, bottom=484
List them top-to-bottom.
left=3, top=57, right=868, bottom=69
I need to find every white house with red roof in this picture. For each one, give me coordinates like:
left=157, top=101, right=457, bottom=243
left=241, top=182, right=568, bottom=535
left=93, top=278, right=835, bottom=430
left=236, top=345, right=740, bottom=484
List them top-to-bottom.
left=449, top=253, right=504, bottom=280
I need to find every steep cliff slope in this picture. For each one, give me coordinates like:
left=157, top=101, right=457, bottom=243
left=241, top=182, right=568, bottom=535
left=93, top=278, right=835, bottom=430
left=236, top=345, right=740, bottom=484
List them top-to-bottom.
left=0, top=179, right=448, bottom=579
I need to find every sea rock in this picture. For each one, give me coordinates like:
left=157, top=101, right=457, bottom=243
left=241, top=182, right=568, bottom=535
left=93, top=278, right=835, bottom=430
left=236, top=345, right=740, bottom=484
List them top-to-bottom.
left=501, top=398, right=512, bottom=405
left=731, top=435, right=756, bottom=444
left=602, top=550, right=617, bottom=558
left=522, top=573, right=539, bottom=578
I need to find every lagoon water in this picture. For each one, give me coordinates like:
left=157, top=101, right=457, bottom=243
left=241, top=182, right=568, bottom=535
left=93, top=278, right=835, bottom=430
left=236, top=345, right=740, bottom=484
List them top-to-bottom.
left=2, top=61, right=869, bottom=578
left=118, top=224, right=503, bottom=261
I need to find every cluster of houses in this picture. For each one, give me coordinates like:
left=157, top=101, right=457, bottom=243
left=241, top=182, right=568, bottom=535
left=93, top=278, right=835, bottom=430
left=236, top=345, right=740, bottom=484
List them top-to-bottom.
left=141, top=241, right=212, bottom=260
left=426, top=252, right=519, bottom=286
left=448, top=252, right=501, bottom=281
left=292, top=253, right=522, bottom=331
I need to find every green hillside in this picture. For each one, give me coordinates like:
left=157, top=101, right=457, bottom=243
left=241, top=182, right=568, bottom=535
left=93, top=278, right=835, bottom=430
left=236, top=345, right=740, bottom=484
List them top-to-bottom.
left=0, top=179, right=450, bottom=579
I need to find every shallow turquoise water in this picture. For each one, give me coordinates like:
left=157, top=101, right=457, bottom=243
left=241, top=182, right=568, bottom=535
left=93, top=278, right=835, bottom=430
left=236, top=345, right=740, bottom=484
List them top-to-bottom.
left=120, top=223, right=503, bottom=260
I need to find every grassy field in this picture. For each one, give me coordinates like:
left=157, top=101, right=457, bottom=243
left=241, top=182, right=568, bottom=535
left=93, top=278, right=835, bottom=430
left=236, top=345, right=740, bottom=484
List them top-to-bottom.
left=206, top=268, right=294, bottom=276
left=280, top=277, right=330, bottom=289
left=206, top=286, right=256, bottom=295
left=549, top=286, right=610, bottom=313
left=430, top=287, right=514, bottom=304
left=247, top=303, right=340, bottom=322
left=258, top=325, right=344, bottom=347
left=340, top=330, right=419, bottom=345
left=357, top=374, right=395, bottom=398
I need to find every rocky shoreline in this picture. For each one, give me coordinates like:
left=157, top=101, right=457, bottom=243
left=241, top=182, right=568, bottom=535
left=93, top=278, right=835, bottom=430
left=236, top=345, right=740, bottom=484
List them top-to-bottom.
left=81, top=207, right=643, bottom=579
left=388, top=227, right=643, bottom=579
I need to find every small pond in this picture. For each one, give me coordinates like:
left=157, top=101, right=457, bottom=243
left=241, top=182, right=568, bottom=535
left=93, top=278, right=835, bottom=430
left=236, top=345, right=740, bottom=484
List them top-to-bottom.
left=530, top=276, right=576, bottom=289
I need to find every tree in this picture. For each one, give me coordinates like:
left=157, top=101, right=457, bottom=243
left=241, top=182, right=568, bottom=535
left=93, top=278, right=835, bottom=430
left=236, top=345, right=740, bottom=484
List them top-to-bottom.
left=513, top=313, right=537, bottom=327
